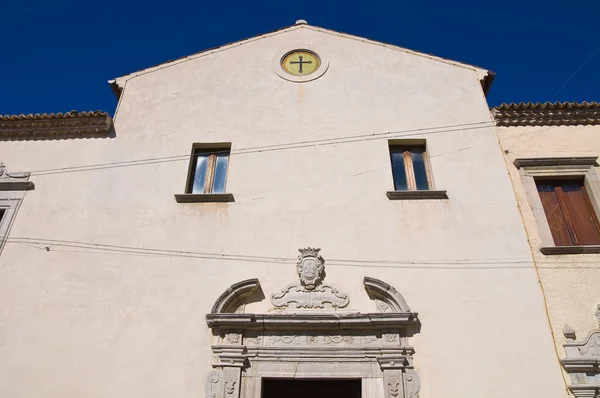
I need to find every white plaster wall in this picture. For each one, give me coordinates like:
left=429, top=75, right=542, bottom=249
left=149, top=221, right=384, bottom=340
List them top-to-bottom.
left=0, top=26, right=566, bottom=397
left=498, top=124, right=600, bottom=358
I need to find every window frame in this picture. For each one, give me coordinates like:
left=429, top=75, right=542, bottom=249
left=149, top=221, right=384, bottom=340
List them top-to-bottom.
left=386, top=140, right=448, bottom=200
left=175, top=143, right=235, bottom=203
left=388, top=144, right=433, bottom=191
left=516, top=157, right=600, bottom=254
left=0, top=164, right=34, bottom=256
left=0, top=197, right=22, bottom=255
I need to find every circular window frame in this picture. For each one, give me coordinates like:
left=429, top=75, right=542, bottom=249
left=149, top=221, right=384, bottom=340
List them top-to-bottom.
left=272, top=46, right=329, bottom=83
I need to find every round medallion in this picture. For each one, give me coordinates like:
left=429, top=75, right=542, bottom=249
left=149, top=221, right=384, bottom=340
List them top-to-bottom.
left=281, top=50, right=320, bottom=76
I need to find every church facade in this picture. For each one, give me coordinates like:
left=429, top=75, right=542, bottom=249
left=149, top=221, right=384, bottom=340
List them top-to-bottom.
left=0, top=21, right=576, bottom=397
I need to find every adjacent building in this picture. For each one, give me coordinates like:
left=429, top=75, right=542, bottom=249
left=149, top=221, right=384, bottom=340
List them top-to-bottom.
left=0, top=21, right=579, bottom=397
left=495, top=102, right=600, bottom=398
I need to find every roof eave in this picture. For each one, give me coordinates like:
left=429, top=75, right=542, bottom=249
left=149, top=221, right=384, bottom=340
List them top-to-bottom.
left=481, top=71, right=496, bottom=97
left=108, top=79, right=122, bottom=101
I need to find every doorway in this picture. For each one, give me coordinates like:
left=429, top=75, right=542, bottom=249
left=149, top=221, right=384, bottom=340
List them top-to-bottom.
left=262, top=378, right=361, bottom=398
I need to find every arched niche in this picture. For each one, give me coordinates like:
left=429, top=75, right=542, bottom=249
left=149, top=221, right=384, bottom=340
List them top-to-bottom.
left=205, top=275, right=421, bottom=398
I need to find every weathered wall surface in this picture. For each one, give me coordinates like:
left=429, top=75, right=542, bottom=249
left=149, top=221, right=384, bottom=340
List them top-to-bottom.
left=0, top=25, right=565, bottom=397
left=498, top=124, right=600, bottom=355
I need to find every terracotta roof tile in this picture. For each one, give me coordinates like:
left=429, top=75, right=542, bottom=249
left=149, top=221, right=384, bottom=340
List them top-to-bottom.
left=492, top=101, right=600, bottom=126
left=0, top=110, right=112, bottom=140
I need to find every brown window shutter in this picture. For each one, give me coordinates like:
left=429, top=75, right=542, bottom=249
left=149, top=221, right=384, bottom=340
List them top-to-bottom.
left=537, top=182, right=573, bottom=246
left=556, top=182, right=600, bottom=245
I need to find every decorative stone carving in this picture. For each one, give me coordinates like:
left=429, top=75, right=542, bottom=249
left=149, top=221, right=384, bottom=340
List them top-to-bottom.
left=296, top=247, right=325, bottom=290
left=270, top=248, right=349, bottom=309
left=271, top=284, right=349, bottom=309
left=377, top=300, right=391, bottom=313
left=234, top=303, right=246, bottom=314
left=562, top=304, right=600, bottom=397
left=563, top=324, right=576, bottom=341
left=226, top=333, right=241, bottom=344
left=384, top=333, right=399, bottom=344
left=577, top=333, right=600, bottom=356
left=269, top=335, right=300, bottom=345
left=305, top=335, right=318, bottom=345
left=323, top=335, right=354, bottom=344
left=363, top=335, right=378, bottom=345
left=244, top=336, right=261, bottom=346
left=211, top=368, right=239, bottom=398
left=404, top=369, right=420, bottom=398
left=205, top=370, right=220, bottom=398
left=225, top=373, right=236, bottom=395
left=388, top=375, right=401, bottom=397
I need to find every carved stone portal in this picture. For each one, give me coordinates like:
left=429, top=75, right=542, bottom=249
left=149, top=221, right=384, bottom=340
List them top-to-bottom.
left=205, top=269, right=421, bottom=398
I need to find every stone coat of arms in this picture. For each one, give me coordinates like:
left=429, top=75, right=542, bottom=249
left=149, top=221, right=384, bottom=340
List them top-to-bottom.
left=271, top=247, right=349, bottom=309
left=296, top=247, right=325, bottom=290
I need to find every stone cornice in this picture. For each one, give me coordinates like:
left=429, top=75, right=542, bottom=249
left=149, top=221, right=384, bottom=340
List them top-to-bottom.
left=493, top=101, right=600, bottom=127
left=0, top=111, right=112, bottom=140
left=0, top=164, right=34, bottom=191
left=205, top=312, right=419, bottom=331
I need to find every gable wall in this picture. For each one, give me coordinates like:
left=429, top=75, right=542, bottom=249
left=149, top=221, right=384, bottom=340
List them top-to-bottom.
left=0, top=28, right=566, bottom=397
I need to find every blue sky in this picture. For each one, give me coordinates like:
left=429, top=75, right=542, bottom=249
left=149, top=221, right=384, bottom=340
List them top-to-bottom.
left=1, top=0, right=598, bottom=115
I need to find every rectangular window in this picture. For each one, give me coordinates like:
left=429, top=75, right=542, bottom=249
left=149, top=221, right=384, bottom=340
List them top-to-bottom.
left=389, top=145, right=432, bottom=191
left=187, top=147, right=230, bottom=194
left=536, top=178, right=600, bottom=246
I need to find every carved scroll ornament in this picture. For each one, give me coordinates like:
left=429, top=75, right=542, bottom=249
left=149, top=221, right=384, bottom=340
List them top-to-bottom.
left=270, top=248, right=349, bottom=309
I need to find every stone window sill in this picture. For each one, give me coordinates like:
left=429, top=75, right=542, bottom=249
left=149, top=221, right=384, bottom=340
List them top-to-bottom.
left=0, top=181, right=34, bottom=191
left=386, top=190, right=448, bottom=200
left=174, top=193, right=235, bottom=203
left=541, top=246, right=600, bottom=255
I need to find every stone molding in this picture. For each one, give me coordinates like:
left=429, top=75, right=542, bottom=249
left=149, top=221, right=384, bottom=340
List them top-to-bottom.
left=514, top=157, right=598, bottom=169
left=0, top=164, right=34, bottom=191
left=386, top=190, right=448, bottom=200
left=174, top=193, right=235, bottom=203
left=541, top=245, right=600, bottom=255
left=205, top=271, right=421, bottom=398
left=364, top=277, right=411, bottom=313
left=211, top=279, right=260, bottom=314
left=562, top=305, right=600, bottom=397
left=205, top=312, right=418, bottom=330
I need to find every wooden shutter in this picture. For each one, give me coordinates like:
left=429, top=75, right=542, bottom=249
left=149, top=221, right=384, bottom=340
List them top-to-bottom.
left=537, top=179, right=600, bottom=246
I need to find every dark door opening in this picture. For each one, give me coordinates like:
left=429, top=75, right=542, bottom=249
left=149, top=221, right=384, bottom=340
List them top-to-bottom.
left=262, top=378, right=361, bottom=398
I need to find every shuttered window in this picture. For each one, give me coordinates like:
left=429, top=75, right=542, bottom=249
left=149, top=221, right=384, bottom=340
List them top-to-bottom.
left=389, top=145, right=432, bottom=191
left=536, top=179, right=600, bottom=246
